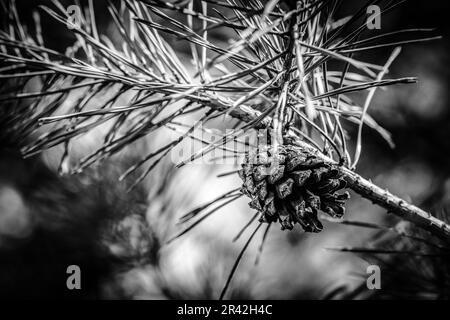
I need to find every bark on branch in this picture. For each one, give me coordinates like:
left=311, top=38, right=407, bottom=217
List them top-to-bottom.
left=342, top=168, right=450, bottom=240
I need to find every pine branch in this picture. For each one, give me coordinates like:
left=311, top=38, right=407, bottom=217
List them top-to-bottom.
left=2, top=0, right=449, bottom=241
left=203, top=96, right=450, bottom=240
left=342, top=168, right=450, bottom=240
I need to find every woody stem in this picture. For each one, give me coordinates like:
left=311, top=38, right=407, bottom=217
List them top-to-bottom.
left=204, top=95, right=450, bottom=241
left=293, top=139, right=450, bottom=240
left=342, top=167, right=450, bottom=240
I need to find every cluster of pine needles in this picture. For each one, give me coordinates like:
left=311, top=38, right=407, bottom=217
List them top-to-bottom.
left=0, top=0, right=447, bottom=299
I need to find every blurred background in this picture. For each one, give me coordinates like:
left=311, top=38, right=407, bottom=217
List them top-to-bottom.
left=0, top=0, right=449, bottom=299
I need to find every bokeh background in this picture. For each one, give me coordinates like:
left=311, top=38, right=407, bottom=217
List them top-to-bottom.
left=1, top=0, right=449, bottom=299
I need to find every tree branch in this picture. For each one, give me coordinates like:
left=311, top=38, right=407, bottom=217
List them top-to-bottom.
left=204, top=95, right=450, bottom=241
left=342, top=167, right=450, bottom=240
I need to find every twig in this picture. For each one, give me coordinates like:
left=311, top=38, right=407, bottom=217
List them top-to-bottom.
left=201, top=94, right=450, bottom=241
left=342, top=167, right=450, bottom=240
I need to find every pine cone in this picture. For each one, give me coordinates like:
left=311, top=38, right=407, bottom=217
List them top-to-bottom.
left=239, top=144, right=349, bottom=232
